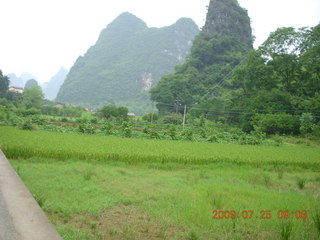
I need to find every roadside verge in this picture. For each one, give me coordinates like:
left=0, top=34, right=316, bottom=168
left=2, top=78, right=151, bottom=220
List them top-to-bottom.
left=0, top=150, right=62, bottom=240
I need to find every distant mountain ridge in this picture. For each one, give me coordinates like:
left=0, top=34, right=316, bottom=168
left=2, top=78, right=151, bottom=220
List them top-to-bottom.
left=56, top=12, right=199, bottom=114
left=42, top=67, right=68, bottom=100
left=8, top=72, right=38, bottom=88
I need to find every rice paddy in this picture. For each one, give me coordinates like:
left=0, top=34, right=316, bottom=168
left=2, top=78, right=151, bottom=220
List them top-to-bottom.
left=0, top=126, right=319, bottom=168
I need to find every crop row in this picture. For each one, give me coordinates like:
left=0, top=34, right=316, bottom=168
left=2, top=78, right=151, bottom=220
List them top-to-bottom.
left=0, top=126, right=319, bottom=169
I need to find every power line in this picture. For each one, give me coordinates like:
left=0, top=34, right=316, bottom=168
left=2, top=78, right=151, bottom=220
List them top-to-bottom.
left=156, top=101, right=320, bottom=114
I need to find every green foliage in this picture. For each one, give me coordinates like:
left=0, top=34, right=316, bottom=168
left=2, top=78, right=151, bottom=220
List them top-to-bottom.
left=151, top=20, right=319, bottom=138
left=0, top=70, right=9, bottom=98
left=23, top=86, right=44, bottom=109
left=190, top=98, right=226, bottom=121
left=99, top=105, right=128, bottom=120
left=21, top=108, right=41, bottom=116
left=0, top=109, right=5, bottom=125
left=142, top=113, right=159, bottom=122
left=161, top=113, right=182, bottom=124
left=252, top=113, right=300, bottom=135
left=300, top=113, right=314, bottom=135
left=31, top=115, right=46, bottom=125
left=20, top=119, right=35, bottom=130
left=121, top=121, right=132, bottom=137
left=101, top=122, right=114, bottom=135
left=78, top=123, right=96, bottom=134
left=166, top=126, right=177, bottom=140
left=181, top=129, right=194, bottom=141
left=147, top=130, right=161, bottom=139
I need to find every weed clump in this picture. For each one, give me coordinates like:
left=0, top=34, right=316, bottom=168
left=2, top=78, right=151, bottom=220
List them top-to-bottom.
left=20, top=119, right=36, bottom=130
left=83, top=169, right=94, bottom=181
left=297, top=178, right=307, bottom=189
left=280, top=221, right=293, bottom=240
left=187, top=231, right=199, bottom=240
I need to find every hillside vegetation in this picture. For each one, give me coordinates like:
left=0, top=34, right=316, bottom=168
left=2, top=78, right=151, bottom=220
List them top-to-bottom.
left=151, top=0, right=320, bottom=135
left=56, top=12, right=199, bottom=114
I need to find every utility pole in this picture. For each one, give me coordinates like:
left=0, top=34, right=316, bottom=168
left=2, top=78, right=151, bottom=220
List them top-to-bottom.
left=175, top=100, right=180, bottom=113
left=151, top=102, right=154, bottom=123
left=182, top=104, right=187, bottom=130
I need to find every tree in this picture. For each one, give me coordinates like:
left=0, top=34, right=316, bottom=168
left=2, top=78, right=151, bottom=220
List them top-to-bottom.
left=299, top=24, right=320, bottom=96
left=229, top=26, right=320, bottom=130
left=259, top=27, right=312, bottom=94
left=231, top=50, right=276, bottom=93
left=0, top=70, right=9, bottom=98
left=150, top=74, right=195, bottom=114
left=24, top=79, right=39, bottom=89
left=23, top=86, right=44, bottom=109
left=99, top=105, right=128, bottom=119
left=99, top=105, right=118, bottom=119
left=117, top=107, right=129, bottom=119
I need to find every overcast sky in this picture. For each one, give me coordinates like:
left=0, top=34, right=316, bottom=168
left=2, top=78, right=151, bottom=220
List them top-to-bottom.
left=0, top=0, right=319, bottom=84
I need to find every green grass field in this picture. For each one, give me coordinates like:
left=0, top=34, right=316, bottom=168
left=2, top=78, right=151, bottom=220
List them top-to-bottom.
left=1, top=126, right=320, bottom=239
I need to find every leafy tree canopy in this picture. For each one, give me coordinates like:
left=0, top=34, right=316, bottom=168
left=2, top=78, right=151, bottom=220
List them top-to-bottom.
left=0, top=70, right=9, bottom=98
left=23, top=86, right=44, bottom=109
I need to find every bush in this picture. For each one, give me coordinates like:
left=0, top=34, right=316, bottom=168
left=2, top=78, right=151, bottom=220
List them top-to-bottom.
left=99, top=105, right=128, bottom=119
left=0, top=106, right=6, bottom=124
left=21, top=108, right=41, bottom=116
left=142, top=113, right=159, bottom=122
left=162, top=113, right=182, bottom=125
left=252, top=113, right=300, bottom=135
left=300, top=113, right=314, bottom=135
left=31, top=116, right=46, bottom=125
left=60, top=117, right=69, bottom=122
left=90, top=118, right=98, bottom=124
left=20, top=119, right=35, bottom=130
left=101, top=122, right=113, bottom=135
left=121, top=122, right=132, bottom=137
left=78, top=123, right=95, bottom=134
left=312, top=124, right=320, bottom=137
left=142, top=126, right=149, bottom=134
left=166, top=126, right=177, bottom=140
left=198, top=128, right=207, bottom=138
left=181, top=129, right=194, bottom=141
left=148, top=130, right=161, bottom=139
left=208, top=134, right=219, bottom=142
left=239, top=135, right=263, bottom=145
left=297, top=178, right=307, bottom=189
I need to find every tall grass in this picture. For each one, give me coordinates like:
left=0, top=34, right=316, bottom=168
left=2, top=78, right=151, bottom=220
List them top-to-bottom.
left=1, top=126, right=319, bottom=168
left=314, top=209, right=320, bottom=236
left=280, top=222, right=293, bottom=240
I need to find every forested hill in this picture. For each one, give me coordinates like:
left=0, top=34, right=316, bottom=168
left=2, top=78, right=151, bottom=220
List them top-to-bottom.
left=150, top=0, right=253, bottom=113
left=150, top=0, right=320, bottom=134
left=56, top=12, right=199, bottom=114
